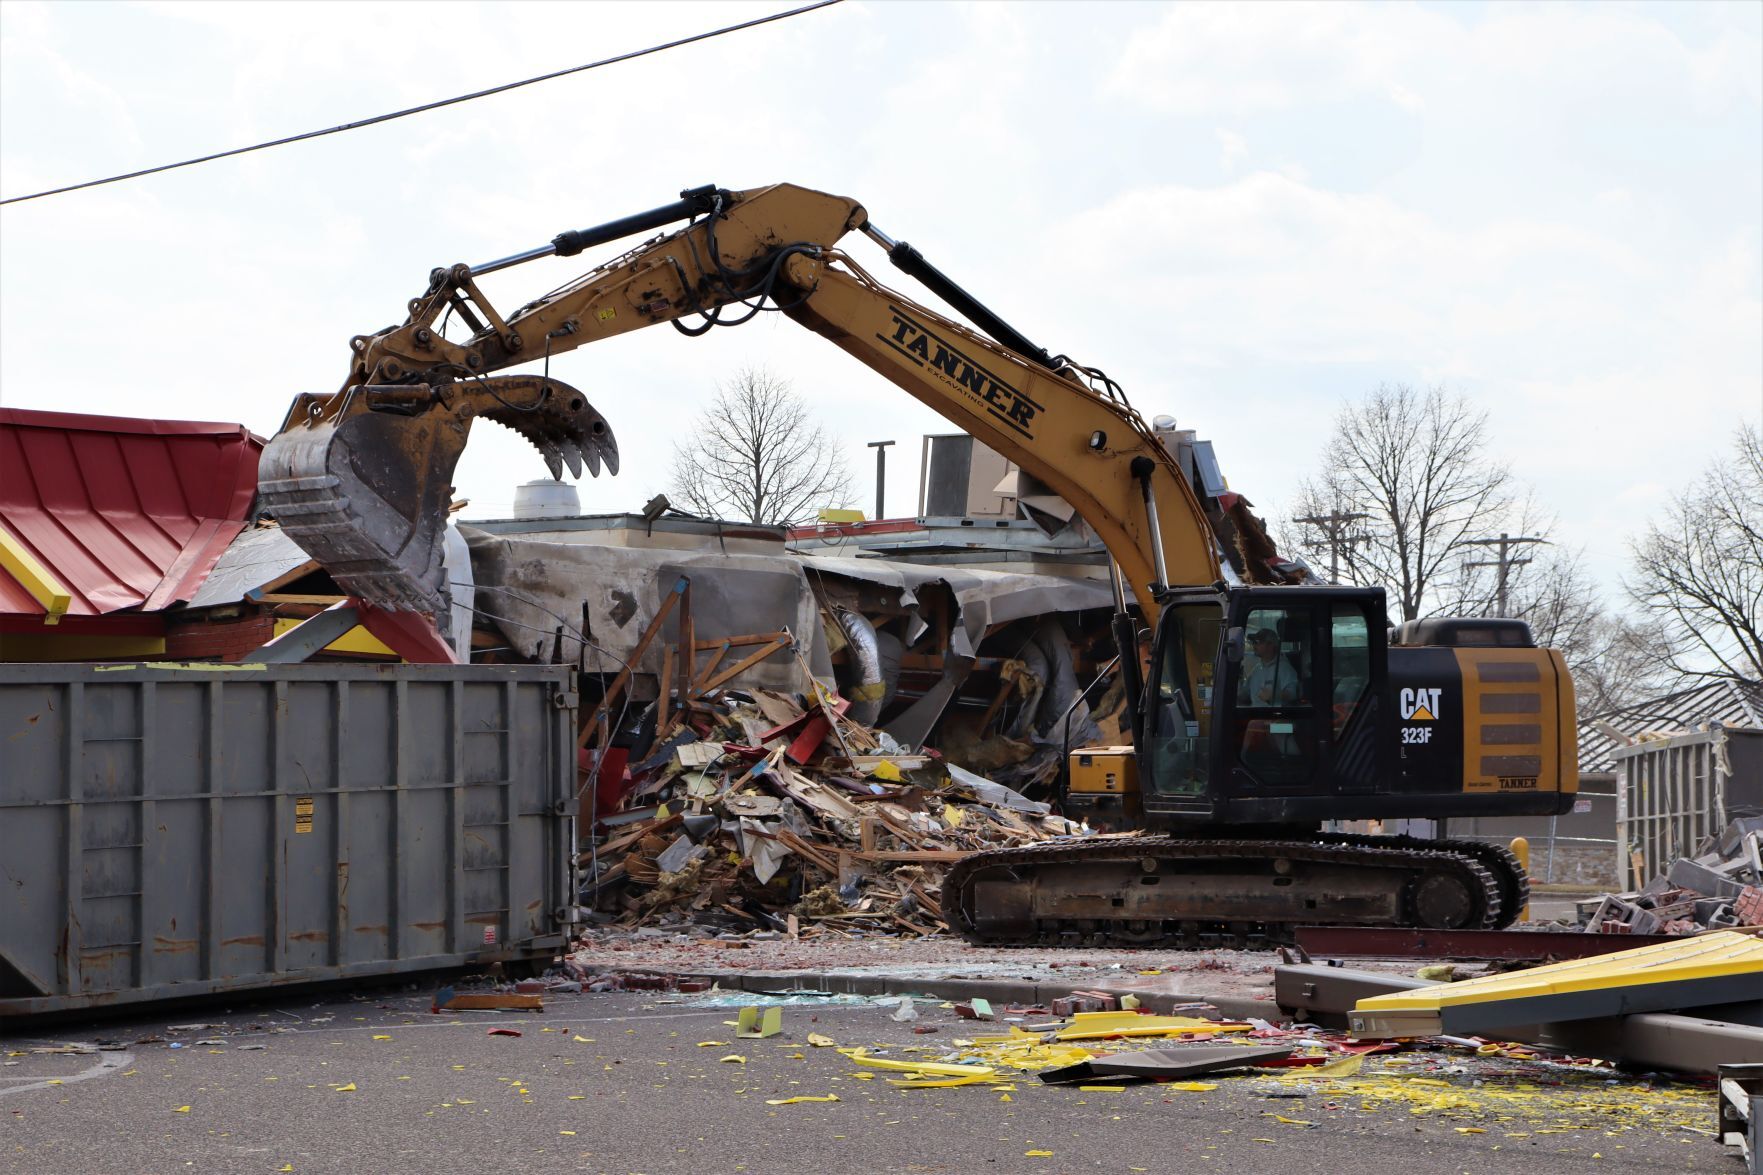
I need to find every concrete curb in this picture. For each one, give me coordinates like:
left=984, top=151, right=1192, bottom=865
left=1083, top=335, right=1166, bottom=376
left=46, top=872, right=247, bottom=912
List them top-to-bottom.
left=583, top=964, right=1280, bottom=1021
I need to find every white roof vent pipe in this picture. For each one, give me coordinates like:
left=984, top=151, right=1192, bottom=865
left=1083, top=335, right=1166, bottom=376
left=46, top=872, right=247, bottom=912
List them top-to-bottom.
left=512, top=478, right=581, bottom=519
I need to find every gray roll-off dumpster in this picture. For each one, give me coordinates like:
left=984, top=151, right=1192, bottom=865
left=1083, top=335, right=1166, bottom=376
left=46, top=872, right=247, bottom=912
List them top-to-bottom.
left=0, top=662, right=579, bottom=1018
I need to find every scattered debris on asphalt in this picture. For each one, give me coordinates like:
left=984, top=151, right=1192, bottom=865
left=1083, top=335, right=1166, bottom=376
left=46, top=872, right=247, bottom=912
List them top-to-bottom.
left=758, top=995, right=1721, bottom=1144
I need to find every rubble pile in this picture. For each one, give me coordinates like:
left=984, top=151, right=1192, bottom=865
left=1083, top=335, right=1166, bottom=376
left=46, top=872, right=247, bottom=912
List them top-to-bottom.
left=580, top=685, right=1090, bottom=938
left=1578, top=816, right=1763, bottom=933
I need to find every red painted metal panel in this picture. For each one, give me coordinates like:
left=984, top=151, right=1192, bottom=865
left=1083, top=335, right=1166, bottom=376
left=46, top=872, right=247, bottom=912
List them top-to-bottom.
left=0, top=409, right=263, bottom=619
left=0, top=572, right=38, bottom=617
left=355, top=599, right=461, bottom=664
left=1293, top=925, right=1683, bottom=961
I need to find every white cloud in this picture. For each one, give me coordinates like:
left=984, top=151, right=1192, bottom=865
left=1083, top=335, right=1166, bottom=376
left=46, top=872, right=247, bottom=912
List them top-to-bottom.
left=1107, top=2, right=1761, bottom=121
left=1108, top=3, right=1448, bottom=116
left=1214, top=128, right=1247, bottom=173
left=1027, top=163, right=1757, bottom=593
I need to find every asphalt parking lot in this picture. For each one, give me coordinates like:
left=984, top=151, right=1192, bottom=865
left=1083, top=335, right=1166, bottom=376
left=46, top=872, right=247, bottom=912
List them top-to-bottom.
left=1, top=985, right=1731, bottom=1175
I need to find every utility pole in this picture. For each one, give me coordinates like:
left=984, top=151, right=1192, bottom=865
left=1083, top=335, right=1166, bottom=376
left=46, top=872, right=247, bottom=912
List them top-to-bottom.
left=867, top=440, right=895, bottom=521
left=1295, top=508, right=1370, bottom=583
left=1463, top=532, right=1550, bottom=616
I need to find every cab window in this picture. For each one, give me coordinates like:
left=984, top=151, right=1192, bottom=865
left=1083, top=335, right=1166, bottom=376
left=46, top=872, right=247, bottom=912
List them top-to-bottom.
left=1330, top=604, right=1371, bottom=734
left=1231, top=608, right=1316, bottom=787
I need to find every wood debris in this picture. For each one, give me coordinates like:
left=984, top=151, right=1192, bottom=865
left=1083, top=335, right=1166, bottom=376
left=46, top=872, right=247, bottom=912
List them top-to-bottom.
left=577, top=660, right=1090, bottom=938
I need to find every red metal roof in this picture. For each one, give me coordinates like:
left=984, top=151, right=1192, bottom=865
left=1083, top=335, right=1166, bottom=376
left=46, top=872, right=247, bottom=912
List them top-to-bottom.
left=0, top=409, right=263, bottom=620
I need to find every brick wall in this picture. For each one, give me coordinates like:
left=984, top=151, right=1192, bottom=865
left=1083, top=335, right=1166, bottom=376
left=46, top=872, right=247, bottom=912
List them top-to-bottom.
left=164, top=614, right=277, bottom=661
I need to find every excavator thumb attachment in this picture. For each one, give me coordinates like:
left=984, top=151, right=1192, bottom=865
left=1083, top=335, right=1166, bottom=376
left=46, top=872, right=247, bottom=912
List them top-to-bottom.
left=258, top=375, right=617, bottom=615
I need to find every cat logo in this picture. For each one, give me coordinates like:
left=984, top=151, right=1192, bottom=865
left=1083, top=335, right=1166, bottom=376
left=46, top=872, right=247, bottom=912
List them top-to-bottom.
left=1399, top=687, right=1442, bottom=722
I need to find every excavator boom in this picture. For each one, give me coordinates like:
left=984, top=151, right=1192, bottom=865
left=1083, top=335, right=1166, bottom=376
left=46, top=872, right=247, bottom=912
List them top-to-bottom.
left=261, top=183, right=1268, bottom=624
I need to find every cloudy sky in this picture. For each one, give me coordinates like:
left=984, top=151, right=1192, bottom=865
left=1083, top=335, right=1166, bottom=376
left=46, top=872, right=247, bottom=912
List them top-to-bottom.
left=2, top=1, right=1758, bottom=601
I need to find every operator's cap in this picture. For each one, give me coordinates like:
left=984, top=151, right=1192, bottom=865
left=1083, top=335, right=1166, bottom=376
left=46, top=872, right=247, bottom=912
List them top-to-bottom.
left=1250, top=628, right=1280, bottom=643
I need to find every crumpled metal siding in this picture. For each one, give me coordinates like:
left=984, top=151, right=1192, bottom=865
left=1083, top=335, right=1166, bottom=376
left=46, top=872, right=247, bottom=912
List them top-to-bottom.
left=0, top=409, right=262, bottom=618
left=0, top=662, right=577, bottom=1018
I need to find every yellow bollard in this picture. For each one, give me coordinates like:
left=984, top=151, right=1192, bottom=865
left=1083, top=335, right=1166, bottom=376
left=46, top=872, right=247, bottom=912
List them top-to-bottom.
left=1509, top=837, right=1531, bottom=922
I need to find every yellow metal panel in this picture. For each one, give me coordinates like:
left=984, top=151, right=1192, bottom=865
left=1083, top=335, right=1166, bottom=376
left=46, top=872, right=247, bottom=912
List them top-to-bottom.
left=816, top=508, right=866, bottom=523
left=0, top=522, right=73, bottom=625
left=272, top=618, right=397, bottom=658
left=0, top=633, right=165, bottom=661
left=1549, top=647, right=1580, bottom=796
left=1068, top=747, right=1138, bottom=794
left=1357, top=931, right=1763, bottom=1013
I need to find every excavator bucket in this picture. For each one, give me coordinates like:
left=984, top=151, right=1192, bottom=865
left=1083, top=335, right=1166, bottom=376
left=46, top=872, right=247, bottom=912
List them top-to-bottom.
left=258, top=375, right=617, bottom=616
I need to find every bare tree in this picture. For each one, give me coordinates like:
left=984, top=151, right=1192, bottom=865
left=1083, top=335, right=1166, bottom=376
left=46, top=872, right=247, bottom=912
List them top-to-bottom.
left=666, top=367, right=853, bottom=526
left=1289, top=384, right=1514, bottom=622
left=1625, top=423, right=1763, bottom=684
left=1488, top=545, right=1675, bottom=710
left=1497, top=545, right=1596, bottom=653
left=1570, top=614, right=1678, bottom=716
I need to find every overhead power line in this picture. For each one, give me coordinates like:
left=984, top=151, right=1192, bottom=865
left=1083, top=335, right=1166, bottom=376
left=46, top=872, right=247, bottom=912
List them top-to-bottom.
left=0, top=0, right=843, bottom=206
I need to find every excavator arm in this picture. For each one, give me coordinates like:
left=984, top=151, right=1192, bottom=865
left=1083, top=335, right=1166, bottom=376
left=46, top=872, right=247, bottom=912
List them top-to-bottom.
left=262, top=182, right=1278, bottom=621
left=260, top=183, right=1558, bottom=946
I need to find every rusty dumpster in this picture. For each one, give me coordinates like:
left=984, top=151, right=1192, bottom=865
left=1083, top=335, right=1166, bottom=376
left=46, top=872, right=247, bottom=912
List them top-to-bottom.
left=0, top=662, right=577, bottom=1018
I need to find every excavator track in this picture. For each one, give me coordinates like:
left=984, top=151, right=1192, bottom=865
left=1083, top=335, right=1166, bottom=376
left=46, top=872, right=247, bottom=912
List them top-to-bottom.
left=1319, top=833, right=1529, bottom=929
left=940, top=836, right=1504, bottom=949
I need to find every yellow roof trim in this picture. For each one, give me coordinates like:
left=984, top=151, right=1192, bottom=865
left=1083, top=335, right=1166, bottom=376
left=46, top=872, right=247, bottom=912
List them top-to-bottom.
left=0, top=522, right=73, bottom=625
left=272, top=617, right=397, bottom=658
left=1357, top=931, right=1763, bottom=1012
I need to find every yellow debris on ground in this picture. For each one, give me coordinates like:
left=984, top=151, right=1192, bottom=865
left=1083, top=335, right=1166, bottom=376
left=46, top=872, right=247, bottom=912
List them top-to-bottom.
left=1053, top=1012, right=1251, bottom=1041
left=840, top=1049, right=995, bottom=1078
left=1267, top=1059, right=1709, bottom=1135
left=887, top=1074, right=998, bottom=1088
left=766, top=1094, right=840, bottom=1104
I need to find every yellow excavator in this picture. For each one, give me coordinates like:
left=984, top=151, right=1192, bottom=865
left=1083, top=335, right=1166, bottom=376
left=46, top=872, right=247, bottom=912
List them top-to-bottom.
left=260, top=183, right=1578, bottom=947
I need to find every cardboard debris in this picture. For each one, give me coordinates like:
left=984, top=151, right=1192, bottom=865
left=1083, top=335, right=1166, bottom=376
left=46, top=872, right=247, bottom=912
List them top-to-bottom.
left=431, top=987, right=543, bottom=1013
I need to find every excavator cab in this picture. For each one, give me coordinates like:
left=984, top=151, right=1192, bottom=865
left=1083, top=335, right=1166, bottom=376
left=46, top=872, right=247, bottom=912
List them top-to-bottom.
left=1141, top=582, right=1576, bottom=831
left=1143, top=584, right=1389, bottom=826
